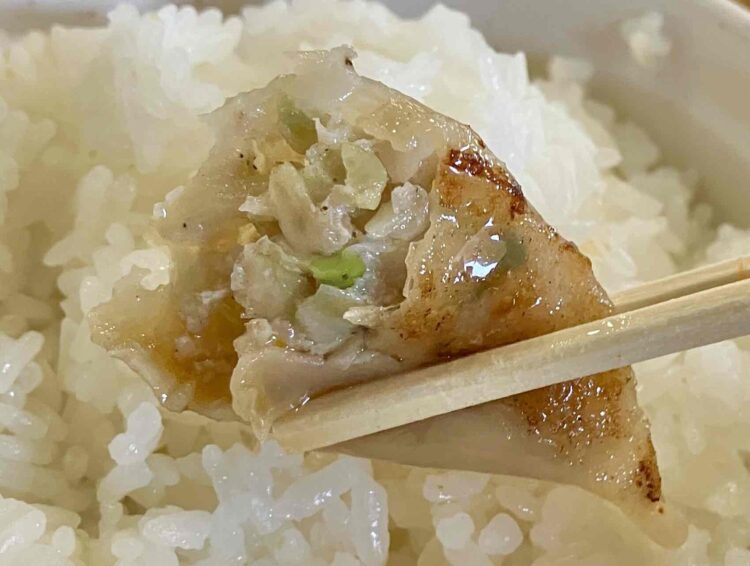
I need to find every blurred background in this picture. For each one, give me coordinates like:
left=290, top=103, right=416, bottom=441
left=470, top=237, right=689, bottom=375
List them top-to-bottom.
left=0, top=0, right=750, bottom=31
left=2, top=0, right=748, bottom=32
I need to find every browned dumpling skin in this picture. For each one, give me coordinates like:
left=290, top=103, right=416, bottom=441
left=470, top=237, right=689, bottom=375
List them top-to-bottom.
left=88, top=48, right=684, bottom=545
left=337, top=148, right=678, bottom=543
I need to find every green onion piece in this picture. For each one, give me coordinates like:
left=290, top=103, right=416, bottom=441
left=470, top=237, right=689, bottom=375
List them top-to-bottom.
left=278, top=96, right=317, bottom=153
left=502, top=237, right=526, bottom=270
left=309, top=251, right=366, bottom=289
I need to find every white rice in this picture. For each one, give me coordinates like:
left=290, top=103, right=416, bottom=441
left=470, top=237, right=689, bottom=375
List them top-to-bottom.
left=0, top=1, right=748, bottom=564
left=620, top=11, right=673, bottom=70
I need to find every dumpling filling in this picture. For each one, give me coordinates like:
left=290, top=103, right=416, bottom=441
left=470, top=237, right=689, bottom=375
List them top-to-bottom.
left=89, top=47, right=682, bottom=543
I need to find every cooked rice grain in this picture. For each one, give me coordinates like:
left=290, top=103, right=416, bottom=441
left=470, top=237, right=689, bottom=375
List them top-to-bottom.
left=0, top=2, right=747, bottom=564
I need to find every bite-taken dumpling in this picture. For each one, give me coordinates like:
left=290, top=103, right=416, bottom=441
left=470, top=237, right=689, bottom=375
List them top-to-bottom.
left=89, top=48, right=684, bottom=544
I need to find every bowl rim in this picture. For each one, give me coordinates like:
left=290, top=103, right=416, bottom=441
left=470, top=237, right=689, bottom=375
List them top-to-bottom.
left=2, top=0, right=750, bottom=35
left=701, top=0, right=750, bottom=32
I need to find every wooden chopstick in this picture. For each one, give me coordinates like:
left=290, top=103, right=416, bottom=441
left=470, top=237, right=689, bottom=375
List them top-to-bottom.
left=272, top=256, right=750, bottom=453
left=612, top=256, right=750, bottom=312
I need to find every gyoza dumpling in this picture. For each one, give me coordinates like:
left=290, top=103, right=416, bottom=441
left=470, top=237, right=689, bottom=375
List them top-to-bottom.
left=89, top=48, right=681, bottom=542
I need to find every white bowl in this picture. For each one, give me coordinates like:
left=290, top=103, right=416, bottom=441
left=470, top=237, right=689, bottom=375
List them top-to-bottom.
left=4, top=0, right=750, bottom=224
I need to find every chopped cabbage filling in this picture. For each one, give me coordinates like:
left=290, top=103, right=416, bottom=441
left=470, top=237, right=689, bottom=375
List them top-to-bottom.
left=229, top=109, right=434, bottom=359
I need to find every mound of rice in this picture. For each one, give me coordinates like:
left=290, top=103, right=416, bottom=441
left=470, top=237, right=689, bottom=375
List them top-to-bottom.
left=1, top=1, right=749, bottom=564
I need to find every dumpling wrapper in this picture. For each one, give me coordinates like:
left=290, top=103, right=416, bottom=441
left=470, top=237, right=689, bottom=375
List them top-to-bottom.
left=89, top=48, right=686, bottom=545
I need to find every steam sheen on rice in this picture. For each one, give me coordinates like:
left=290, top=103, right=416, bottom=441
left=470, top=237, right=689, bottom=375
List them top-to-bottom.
left=0, top=1, right=749, bottom=565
